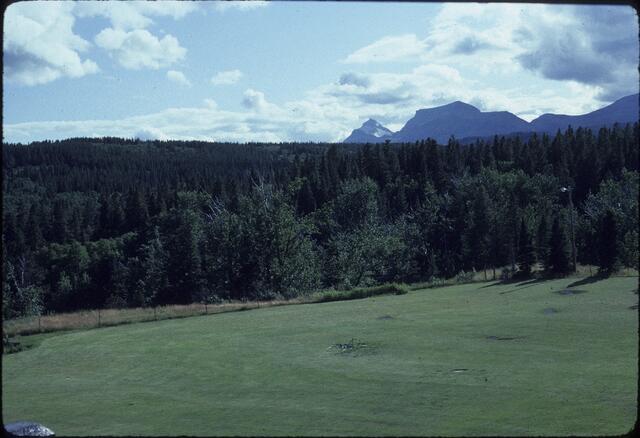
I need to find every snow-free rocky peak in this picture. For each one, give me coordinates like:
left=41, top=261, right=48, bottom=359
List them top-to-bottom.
left=343, top=94, right=639, bottom=144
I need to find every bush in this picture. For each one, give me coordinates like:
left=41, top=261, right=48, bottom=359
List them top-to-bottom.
left=500, top=267, right=515, bottom=280
left=455, top=270, right=475, bottom=283
left=315, top=283, right=408, bottom=303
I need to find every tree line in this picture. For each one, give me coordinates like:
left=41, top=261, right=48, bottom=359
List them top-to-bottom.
left=3, top=123, right=638, bottom=318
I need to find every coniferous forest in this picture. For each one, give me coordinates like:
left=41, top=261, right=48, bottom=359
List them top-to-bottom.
left=2, top=124, right=638, bottom=318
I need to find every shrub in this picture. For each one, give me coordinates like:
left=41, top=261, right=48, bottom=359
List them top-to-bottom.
left=500, top=267, right=515, bottom=280
left=455, top=270, right=475, bottom=283
left=315, top=283, right=408, bottom=303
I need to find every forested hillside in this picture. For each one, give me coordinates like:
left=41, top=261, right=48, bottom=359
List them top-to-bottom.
left=3, top=124, right=638, bottom=318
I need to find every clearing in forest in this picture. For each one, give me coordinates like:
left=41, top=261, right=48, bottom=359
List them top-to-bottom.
left=2, top=276, right=637, bottom=436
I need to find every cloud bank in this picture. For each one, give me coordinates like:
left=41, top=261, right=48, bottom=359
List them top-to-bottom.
left=3, top=3, right=637, bottom=143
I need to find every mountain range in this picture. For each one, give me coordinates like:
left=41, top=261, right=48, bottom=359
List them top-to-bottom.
left=343, top=93, right=639, bottom=144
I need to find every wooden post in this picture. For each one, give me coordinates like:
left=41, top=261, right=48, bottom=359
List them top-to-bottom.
left=204, top=302, right=208, bottom=314
left=154, top=307, right=157, bottom=320
left=98, top=309, right=101, bottom=327
left=38, top=315, right=41, bottom=332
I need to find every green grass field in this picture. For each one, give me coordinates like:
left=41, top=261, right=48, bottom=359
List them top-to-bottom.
left=3, top=276, right=637, bottom=436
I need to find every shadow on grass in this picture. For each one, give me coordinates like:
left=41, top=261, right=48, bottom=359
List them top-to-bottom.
left=491, top=272, right=616, bottom=295
left=566, top=274, right=609, bottom=288
left=476, top=276, right=549, bottom=294
left=479, top=276, right=543, bottom=288
left=499, top=278, right=549, bottom=295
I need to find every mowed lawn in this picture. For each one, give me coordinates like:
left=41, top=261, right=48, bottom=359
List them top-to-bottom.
left=3, top=277, right=637, bottom=436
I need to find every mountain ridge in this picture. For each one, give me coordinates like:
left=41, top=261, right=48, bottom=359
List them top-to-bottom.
left=343, top=93, right=639, bottom=144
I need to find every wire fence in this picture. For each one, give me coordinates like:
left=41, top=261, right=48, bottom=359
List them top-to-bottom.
left=5, top=267, right=635, bottom=338
left=2, top=300, right=304, bottom=338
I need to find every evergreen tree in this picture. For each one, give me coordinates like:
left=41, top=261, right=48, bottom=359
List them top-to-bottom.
left=2, top=126, right=638, bottom=316
left=296, top=178, right=316, bottom=215
left=125, top=189, right=150, bottom=231
left=109, top=194, right=126, bottom=234
left=52, top=200, right=69, bottom=243
left=25, top=205, right=44, bottom=251
left=165, top=209, right=202, bottom=304
left=597, top=209, right=619, bottom=274
left=4, top=211, right=26, bottom=259
left=536, top=216, right=549, bottom=265
left=546, top=216, right=570, bottom=274
left=517, top=219, right=535, bottom=276
left=137, top=227, right=168, bottom=306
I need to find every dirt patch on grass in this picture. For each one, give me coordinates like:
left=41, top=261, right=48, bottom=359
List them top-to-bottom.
left=557, top=289, right=588, bottom=295
left=543, top=307, right=558, bottom=315
left=377, top=315, right=394, bottom=320
left=486, top=335, right=525, bottom=341
left=329, top=338, right=376, bottom=356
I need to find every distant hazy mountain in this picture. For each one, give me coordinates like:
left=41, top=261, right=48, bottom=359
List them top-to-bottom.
left=529, top=93, right=639, bottom=133
left=343, top=94, right=639, bottom=144
left=391, top=101, right=530, bottom=144
left=343, top=119, right=393, bottom=143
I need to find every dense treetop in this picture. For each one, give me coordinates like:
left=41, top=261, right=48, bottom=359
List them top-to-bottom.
left=3, top=124, right=638, bottom=318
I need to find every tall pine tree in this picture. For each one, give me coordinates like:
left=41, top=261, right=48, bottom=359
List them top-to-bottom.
left=597, top=209, right=619, bottom=274
left=546, top=216, right=570, bottom=275
left=517, top=219, right=535, bottom=276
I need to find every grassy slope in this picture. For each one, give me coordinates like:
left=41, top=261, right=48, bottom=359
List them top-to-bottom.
left=2, top=277, right=637, bottom=436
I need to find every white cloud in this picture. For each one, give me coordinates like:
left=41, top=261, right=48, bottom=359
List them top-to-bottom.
left=3, top=1, right=198, bottom=85
left=74, top=1, right=198, bottom=31
left=79, top=1, right=195, bottom=71
left=214, top=1, right=269, bottom=12
left=4, top=2, right=99, bottom=86
left=4, top=3, right=637, bottom=142
left=418, top=3, right=638, bottom=101
left=513, top=5, right=638, bottom=101
left=95, top=28, right=186, bottom=70
left=344, top=34, right=427, bottom=63
left=211, top=69, right=243, bottom=85
left=167, top=70, right=191, bottom=86
left=2, top=73, right=619, bottom=145
left=242, top=88, right=273, bottom=112
left=3, top=89, right=356, bottom=144
left=203, top=98, right=218, bottom=109
left=3, top=101, right=290, bottom=144
left=135, top=127, right=168, bottom=141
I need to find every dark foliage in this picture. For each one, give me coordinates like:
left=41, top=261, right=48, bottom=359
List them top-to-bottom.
left=2, top=124, right=638, bottom=317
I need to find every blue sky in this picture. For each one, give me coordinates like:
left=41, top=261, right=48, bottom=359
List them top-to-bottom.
left=3, top=1, right=639, bottom=143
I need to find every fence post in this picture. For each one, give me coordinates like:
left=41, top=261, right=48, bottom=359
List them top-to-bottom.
left=204, top=302, right=208, bottom=314
left=154, top=307, right=157, bottom=320
left=98, top=309, right=101, bottom=328
left=38, top=315, right=41, bottom=332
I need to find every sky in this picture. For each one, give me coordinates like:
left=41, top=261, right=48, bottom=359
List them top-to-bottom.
left=3, top=0, right=639, bottom=143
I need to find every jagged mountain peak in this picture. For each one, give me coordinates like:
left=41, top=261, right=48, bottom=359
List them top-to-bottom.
left=343, top=118, right=393, bottom=144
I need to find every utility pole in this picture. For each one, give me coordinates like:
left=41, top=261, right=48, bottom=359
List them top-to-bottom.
left=561, top=187, right=577, bottom=272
